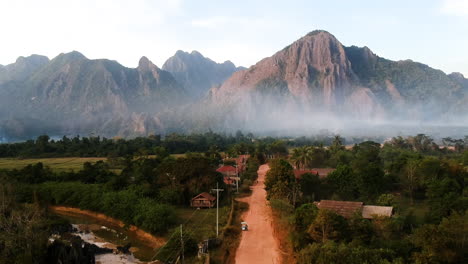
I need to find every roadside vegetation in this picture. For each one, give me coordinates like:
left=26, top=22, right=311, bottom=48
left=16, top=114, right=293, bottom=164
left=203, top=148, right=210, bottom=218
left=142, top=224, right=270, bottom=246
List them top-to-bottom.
left=265, top=135, right=467, bottom=264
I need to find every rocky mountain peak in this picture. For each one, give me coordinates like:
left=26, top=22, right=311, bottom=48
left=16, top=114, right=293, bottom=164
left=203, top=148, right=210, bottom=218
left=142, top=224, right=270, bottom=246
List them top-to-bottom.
left=212, top=29, right=357, bottom=108
left=162, top=50, right=242, bottom=99
left=190, top=50, right=203, bottom=57
left=57, top=51, right=87, bottom=61
left=15, top=54, right=49, bottom=65
left=138, top=56, right=159, bottom=72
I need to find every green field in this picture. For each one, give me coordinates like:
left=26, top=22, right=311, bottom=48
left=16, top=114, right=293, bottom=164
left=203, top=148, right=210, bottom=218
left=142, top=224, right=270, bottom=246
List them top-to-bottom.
left=0, top=154, right=190, bottom=173
left=0, top=157, right=107, bottom=172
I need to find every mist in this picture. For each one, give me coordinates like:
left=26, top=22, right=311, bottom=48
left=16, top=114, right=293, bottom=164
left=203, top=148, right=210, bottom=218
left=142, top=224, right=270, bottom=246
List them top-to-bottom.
left=194, top=88, right=468, bottom=142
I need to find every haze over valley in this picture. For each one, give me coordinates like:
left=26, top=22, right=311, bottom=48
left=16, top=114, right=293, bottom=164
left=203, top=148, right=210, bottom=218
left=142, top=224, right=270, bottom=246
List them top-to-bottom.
left=0, top=31, right=467, bottom=142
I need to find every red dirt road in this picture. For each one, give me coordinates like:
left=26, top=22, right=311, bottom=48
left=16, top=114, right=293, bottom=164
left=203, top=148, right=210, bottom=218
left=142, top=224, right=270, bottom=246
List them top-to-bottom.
left=235, top=164, right=281, bottom=264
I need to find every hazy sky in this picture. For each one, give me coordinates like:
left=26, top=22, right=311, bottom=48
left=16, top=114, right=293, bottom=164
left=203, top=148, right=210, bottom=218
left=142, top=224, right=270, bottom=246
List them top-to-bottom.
left=1, top=0, right=467, bottom=76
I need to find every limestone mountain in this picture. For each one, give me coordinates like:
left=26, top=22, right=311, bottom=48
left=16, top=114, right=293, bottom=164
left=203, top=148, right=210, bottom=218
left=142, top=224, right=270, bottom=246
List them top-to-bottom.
left=207, top=30, right=468, bottom=131
left=163, top=50, right=244, bottom=99
left=0, top=51, right=186, bottom=139
left=0, top=54, right=49, bottom=84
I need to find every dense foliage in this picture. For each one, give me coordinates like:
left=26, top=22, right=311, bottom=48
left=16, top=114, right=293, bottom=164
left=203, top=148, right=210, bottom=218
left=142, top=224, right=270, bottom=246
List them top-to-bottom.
left=0, top=132, right=394, bottom=158
left=266, top=135, right=467, bottom=264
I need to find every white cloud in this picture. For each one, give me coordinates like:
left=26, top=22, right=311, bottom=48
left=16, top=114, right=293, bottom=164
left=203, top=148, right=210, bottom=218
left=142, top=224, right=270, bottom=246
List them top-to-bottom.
left=0, top=0, right=183, bottom=67
left=441, top=0, right=468, bottom=16
left=190, top=16, right=277, bottom=29
left=191, top=16, right=229, bottom=28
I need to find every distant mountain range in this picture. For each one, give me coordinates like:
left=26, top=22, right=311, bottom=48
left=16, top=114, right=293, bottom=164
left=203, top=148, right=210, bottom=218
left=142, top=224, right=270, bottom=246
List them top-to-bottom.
left=0, top=30, right=467, bottom=140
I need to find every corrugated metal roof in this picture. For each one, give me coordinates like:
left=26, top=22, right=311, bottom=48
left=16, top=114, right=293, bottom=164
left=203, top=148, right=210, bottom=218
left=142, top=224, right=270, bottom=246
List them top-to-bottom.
left=316, top=200, right=363, bottom=218
left=362, top=205, right=393, bottom=219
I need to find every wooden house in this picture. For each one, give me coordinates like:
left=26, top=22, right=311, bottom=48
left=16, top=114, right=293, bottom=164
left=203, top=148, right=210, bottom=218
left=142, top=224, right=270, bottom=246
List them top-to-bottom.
left=191, top=192, right=216, bottom=208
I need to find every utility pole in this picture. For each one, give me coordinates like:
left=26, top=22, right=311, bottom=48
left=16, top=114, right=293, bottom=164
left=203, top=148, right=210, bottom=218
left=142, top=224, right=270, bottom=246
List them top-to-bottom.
left=235, top=164, right=239, bottom=193
left=212, top=182, right=224, bottom=237
left=180, top=224, right=184, bottom=264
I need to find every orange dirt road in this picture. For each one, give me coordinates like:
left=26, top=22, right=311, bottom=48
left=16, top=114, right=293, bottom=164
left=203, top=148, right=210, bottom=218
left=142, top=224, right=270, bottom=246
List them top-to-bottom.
left=235, top=164, right=281, bottom=264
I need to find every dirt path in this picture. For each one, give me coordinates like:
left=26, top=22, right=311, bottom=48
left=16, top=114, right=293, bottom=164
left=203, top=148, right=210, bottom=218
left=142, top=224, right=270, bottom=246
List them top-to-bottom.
left=235, top=164, right=281, bottom=264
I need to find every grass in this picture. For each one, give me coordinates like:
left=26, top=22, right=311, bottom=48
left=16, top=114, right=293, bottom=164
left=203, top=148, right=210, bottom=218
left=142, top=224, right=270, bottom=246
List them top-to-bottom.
left=0, top=154, right=189, bottom=174
left=0, top=157, right=107, bottom=172
left=174, top=205, right=230, bottom=242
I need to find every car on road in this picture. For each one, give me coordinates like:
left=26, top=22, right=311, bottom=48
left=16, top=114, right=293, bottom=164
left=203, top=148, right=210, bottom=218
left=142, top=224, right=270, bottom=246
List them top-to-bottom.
left=241, top=222, right=248, bottom=231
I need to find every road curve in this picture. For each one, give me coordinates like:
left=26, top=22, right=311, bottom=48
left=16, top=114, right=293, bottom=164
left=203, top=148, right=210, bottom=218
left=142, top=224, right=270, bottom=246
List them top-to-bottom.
left=235, top=164, right=280, bottom=264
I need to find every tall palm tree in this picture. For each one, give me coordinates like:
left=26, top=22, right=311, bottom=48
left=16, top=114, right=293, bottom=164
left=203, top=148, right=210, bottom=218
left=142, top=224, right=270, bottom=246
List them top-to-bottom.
left=291, top=146, right=313, bottom=170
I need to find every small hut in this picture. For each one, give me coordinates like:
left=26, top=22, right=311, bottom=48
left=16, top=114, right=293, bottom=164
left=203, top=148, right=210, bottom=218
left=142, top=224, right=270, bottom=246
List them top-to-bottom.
left=191, top=192, right=216, bottom=208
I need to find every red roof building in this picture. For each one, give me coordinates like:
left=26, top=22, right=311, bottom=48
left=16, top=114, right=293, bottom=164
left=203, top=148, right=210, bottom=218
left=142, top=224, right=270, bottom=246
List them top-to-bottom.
left=216, top=165, right=237, bottom=177
left=191, top=192, right=216, bottom=208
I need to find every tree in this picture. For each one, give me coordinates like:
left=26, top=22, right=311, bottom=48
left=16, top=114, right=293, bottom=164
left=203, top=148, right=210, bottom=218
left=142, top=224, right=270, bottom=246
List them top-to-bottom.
left=330, top=135, right=345, bottom=154
left=266, top=140, right=288, bottom=158
left=351, top=141, right=385, bottom=200
left=291, top=146, right=312, bottom=170
left=265, top=159, right=295, bottom=201
left=402, top=159, right=420, bottom=204
left=326, top=165, right=357, bottom=200
left=299, top=172, right=322, bottom=202
left=425, top=178, right=464, bottom=222
left=308, top=209, right=347, bottom=243
left=411, top=211, right=467, bottom=263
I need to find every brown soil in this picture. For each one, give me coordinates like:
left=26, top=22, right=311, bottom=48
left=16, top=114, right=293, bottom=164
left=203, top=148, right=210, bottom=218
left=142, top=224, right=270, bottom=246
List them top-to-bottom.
left=234, top=164, right=281, bottom=264
left=49, top=206, right=165, bottom=248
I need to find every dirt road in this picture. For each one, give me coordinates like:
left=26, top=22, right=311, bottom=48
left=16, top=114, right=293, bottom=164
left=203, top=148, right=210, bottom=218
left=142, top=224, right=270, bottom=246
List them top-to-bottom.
left=235, top=164, right=281, bottom=264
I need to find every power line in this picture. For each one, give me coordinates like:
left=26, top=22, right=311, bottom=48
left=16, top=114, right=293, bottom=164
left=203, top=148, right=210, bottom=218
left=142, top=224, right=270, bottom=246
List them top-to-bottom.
left=151, top=208, right=200, bottom=261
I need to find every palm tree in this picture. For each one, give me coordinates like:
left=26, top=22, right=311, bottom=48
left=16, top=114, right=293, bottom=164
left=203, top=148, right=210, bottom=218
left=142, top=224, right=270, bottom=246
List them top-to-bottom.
left=291, top=146, right=313, bottom=170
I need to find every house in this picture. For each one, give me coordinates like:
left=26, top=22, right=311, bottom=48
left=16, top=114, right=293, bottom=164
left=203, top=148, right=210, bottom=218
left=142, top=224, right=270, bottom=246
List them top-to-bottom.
left=216, top=165, right=237, bottom=177
left=294, top=168, right=335, bottom=179
left=191, top=192, right=216, bottom=208
left=314, top=200, right=393, bottom=219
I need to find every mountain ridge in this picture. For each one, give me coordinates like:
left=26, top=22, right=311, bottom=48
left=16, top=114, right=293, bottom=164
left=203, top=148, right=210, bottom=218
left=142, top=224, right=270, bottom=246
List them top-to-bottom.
left=1, top=30, right=467, bottom=139
left=206, top=30, right=467, bottom=130
left=162, top=50, right=244, bottom=98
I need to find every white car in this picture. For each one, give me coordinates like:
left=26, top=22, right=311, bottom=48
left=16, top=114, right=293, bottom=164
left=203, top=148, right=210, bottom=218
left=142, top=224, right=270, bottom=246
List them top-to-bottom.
left=241, top=222, right=248, bottom=231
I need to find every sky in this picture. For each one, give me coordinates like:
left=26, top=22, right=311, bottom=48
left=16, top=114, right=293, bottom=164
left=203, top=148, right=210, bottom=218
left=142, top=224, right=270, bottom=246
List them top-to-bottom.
left=1, top=0, right=467, bottom=76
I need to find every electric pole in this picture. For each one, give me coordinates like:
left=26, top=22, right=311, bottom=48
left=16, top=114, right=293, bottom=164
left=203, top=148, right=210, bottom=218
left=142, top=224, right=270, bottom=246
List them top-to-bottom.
left=235, top=164, right=239, bottom=193
left=212, top=182, right=224, bottom=237
left=180, top=224, right=184, bottom=264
